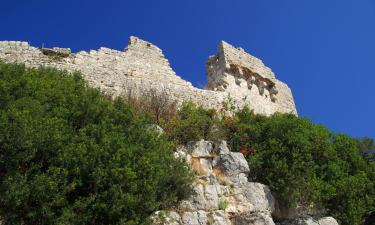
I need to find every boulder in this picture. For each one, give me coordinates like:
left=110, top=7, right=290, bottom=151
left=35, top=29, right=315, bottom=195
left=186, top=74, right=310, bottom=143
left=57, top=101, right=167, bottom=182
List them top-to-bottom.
left=187, top=140, right=213, bottom=157
left=213, top=140, right=230, bottom=155
left=213, top=152, right=250, bottom=176
left=241, top=182, right=275, bottom=213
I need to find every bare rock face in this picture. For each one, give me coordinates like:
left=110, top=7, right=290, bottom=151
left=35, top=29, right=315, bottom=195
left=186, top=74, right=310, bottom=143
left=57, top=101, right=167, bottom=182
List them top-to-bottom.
left=0, top=37, right=297, bottom=116
left=152, top=140, right=276, bottom=225
left=212, top=152, right=250, bottom=176
left=234, top=212, right=275, bottom=225
left=276, top=216, right=339, bottom=225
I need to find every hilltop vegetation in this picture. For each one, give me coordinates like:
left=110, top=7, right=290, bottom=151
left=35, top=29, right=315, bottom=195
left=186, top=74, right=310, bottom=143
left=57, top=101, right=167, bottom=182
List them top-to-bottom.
left=0, top=62, right=374, bottom=225
left=0, top=63, right=193, bottom=225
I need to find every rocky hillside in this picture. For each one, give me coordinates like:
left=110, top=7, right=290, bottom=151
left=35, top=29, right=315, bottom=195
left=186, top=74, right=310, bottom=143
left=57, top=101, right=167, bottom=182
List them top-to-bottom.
left=151, top=140, right=339, bottom=225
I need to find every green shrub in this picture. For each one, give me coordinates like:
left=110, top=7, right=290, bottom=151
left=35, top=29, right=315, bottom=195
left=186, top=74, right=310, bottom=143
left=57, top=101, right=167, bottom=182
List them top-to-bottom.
left=0, top=63, right=193, bottom=225
left=162, top=102, right=223, bottom=144
left=225, top=107, right=375, bottom=225
left=218, top=197, right=229, bottom=210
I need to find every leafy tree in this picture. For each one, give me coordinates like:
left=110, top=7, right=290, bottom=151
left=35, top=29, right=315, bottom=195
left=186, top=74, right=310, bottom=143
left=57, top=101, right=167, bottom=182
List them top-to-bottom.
left=0, top=63, right=193, bottom=225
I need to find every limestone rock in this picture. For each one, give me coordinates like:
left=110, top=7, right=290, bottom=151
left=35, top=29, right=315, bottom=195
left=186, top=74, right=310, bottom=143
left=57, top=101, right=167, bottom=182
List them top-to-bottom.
left=153, top=140, right=276, bottom=225
left=187, top=140, right=213, bottom=157
left=213, top=140, right=230, bottom=155
left=212, top=152, right=250, bottom=176
left=241, top=182, right=275, bottom=213
left=210, top=210, right=231, bottom=225
left=181, top=212, right=200, bottom=225
left=234, top=212, right=275, bottom=225
left=276, top=216, right=339, bottom=225
left=317, top=217, right=339, bottom=225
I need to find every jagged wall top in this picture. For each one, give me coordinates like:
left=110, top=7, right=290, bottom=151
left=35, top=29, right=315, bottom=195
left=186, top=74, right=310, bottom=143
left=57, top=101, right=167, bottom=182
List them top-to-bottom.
left=0, top=37, right=297, bottom=115
left=220, top=41, right=275, bottom=81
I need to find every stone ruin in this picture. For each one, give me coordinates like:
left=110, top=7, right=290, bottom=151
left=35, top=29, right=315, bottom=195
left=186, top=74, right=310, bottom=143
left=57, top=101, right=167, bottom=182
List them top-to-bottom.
left=0, top=36, right=297, bottom=116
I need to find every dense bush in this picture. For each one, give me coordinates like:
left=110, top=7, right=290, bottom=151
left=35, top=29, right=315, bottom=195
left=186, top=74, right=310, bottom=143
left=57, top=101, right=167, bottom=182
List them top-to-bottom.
left=0, top=63, right=193, bottom=225
left=162, top=102, right=222, bottom=144
left=224, top=108, right=375, bottom=225
left=358, top=137, right=375, bottom=162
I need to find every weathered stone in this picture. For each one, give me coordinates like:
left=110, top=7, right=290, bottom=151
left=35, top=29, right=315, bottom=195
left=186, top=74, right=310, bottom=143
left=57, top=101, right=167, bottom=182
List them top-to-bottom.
left=0, top=36, right=297, bottom=116
left=206, top=40, right=297, bottom=115
left=41, top=47, right=71, bottom=57
left=150, top=140, right=338, bottom=225
left=187, top=140, right=213, bottom=157
left=213, top=140, right=230, bottom=155
left=212, top=152, right=250, bottom=176
left=241, top=182, right=275, bottom=213
left=189, top=184, right=220, bottom=210
left=197, top=210, right=208, bottom=225
left=210, top=210, right=231, bottom=225
left=181, top=212, right=199, bottom=225
left=234, top=212, right=275, bottom=225
left=276, top=216, right=339, bottom=225
left=317, top=217, right=339, bottom=225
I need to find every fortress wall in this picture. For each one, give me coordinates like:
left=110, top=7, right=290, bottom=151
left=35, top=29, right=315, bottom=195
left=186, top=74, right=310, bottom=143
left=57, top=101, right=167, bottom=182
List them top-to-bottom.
left=0, top=37, right=297, bottom=115
left=206, top=41, right=297, bottom=115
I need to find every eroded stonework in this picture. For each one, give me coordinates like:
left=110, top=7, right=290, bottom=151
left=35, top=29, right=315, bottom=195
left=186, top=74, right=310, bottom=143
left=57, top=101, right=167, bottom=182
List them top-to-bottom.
left=0, top=37, right=297, bottom=115
left=206, top=41, right=296, bottom=115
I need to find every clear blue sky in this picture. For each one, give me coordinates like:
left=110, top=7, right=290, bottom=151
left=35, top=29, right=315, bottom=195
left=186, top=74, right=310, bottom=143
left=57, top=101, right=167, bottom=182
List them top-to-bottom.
left=1, top=0, right=375, bottom=139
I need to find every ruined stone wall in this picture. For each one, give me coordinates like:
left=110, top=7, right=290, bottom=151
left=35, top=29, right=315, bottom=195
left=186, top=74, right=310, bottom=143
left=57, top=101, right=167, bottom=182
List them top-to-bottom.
left=0, top=37, right=297, bottom=115
left=206, top=41, right=297, bottom=115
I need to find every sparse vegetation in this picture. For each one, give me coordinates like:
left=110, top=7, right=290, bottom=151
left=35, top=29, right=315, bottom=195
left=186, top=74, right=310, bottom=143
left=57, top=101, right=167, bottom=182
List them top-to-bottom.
left=123, top=88, right=178, bottom=124
left=161, top=101, right=224, bottom=145
left=218, top=197, right=229, bottom=210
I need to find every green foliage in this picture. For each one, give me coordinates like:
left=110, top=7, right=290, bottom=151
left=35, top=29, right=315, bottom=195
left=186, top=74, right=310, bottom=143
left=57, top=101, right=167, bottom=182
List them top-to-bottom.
left=0, top=63, right=193, bottom=225
left=162, top=102, right=223, bottom=144
left=224, top=108, right=375, bottom=225
left=358, top=137, right=375, bottom=161
left=218, top=197, right=229, bottom=210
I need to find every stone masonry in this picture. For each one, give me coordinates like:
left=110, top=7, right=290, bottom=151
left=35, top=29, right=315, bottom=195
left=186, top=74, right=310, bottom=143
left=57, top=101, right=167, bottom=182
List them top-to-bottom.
left=0, top=37, right=297, bottom=115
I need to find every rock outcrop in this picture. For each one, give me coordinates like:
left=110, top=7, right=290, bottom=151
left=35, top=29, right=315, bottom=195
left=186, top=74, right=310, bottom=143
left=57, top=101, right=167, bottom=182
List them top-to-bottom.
left=0, top=37, right=296, bottom=116
left=151, top=140, right=339, bottom=225
left=151, top=140, right=276, bottom=225
left=276, top=216, right=339, bottom=225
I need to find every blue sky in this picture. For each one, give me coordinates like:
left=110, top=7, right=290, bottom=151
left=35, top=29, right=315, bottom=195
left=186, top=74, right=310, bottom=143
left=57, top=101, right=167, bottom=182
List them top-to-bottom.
left=1, top=0, right=375, bottom=139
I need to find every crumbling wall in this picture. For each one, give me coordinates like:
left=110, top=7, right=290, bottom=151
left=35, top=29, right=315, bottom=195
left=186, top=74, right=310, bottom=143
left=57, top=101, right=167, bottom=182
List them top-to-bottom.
left=0, top=37, right=297, bottom=115
left=206, top=41, right=297, bottom=115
